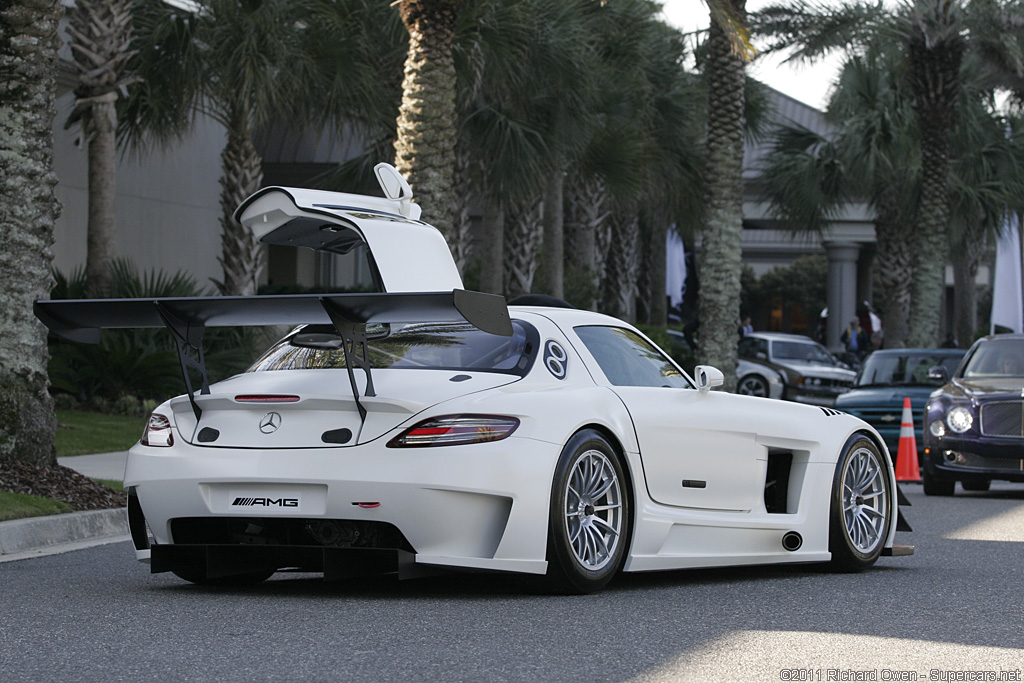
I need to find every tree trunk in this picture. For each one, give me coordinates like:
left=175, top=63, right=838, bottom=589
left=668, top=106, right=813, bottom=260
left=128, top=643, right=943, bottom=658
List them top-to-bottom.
left=0, top=0, right=63, bottom=466
left=66, top=0, right=135, bottom=296
left=394, top=0, right=461, bottom=248
left=697, top=0, right=747, bottom=391
left=905, top=33, right=963, bottom=348
left=84, top=93, right=118, bottom=296
left=214, top=113, right=264, bottom=297
left=451, top=140, right=473, bottom=275
left=540, top=170, right=564, bottom=299
left=565, top=173, right=608, bottom=310
left=873, top=190, right=912, bottom=349
left=478, top=195, right=504, bottom=295
left=504, top=196, right=543, bottom=299
left=604, top=205, right=640, bottom=323
left=646, top=205, right=669, bottom=326
left=951, top=220, right=984, bottom=349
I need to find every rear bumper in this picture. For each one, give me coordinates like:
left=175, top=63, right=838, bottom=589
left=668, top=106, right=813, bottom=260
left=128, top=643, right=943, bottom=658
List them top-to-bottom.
left=125, top=435, right=558, bottom=577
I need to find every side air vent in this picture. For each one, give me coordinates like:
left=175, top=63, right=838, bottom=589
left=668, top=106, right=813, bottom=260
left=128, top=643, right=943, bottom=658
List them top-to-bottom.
left=819, top=407, right=843, bottom=417
left=764, top=449, right=794, bottom=514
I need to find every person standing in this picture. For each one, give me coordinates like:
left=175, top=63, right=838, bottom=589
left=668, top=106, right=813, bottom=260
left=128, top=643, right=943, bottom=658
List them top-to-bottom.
left=738, top=316, right=753, bottom=338
left=841, top=318, right=869, bottom=361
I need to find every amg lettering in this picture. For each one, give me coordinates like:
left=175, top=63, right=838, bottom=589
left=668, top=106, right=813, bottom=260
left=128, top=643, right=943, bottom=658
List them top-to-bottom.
left=231, top=497, right=299, bottom=507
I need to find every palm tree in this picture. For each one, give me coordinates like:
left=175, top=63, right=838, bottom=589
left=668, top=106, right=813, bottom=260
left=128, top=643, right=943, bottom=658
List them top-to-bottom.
left=0, top=0, right=63, bottom=467
left=65, top=0, right=137, bottom=296
left=122, top=0, right=323, bottom=296
left=393, top=0, right=463, bottom=247
left=697, top=0, right=754, bottom=387
left=754, top=0, right=1024, bottom=347
left=761, top=42, right=1024, bottom=348
left=761, top=46, right=921, bottom=348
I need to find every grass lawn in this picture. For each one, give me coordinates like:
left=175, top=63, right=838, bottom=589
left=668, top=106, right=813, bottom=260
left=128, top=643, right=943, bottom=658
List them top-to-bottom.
left=55, top=409, right=145, bottom=458
left=0, top=411, right=138, bottom=524
left=0, top=490, right=72, bottom=522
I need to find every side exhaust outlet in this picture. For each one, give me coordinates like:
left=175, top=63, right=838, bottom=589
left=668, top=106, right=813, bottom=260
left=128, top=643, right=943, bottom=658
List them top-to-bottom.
left=781, top=531, right=803, bottom=552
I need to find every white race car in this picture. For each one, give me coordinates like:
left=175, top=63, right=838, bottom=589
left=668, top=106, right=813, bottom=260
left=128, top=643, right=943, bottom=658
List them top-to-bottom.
left=35, top=164, right=912, bottom=593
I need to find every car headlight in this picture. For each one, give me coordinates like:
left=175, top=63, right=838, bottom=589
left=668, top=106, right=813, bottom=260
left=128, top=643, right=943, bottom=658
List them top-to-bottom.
left=946, top=406, right=973, bottom=433
left=929, top=418, right=946, bottom=438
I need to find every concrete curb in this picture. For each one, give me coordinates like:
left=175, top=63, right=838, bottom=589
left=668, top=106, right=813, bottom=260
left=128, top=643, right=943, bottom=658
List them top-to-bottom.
left=0, top=508, right=128, bottom=558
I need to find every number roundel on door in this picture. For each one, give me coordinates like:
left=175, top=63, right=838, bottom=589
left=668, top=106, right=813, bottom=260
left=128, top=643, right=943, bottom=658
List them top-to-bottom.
left=544, top=340, right=568, bottom=380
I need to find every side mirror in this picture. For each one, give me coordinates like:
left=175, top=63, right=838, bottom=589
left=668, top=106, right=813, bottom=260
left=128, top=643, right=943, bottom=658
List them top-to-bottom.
left=755, top=351, right=767, bottom=361
left=694, top=365, right=724, bottom=392
left=928, top=365, right=950, bottom=384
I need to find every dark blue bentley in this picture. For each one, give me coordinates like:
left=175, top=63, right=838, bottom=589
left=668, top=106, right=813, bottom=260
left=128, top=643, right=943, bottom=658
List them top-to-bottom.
left=922, top=334, right=1024, bottom=496
left=836, top=348, right=965, bottom=463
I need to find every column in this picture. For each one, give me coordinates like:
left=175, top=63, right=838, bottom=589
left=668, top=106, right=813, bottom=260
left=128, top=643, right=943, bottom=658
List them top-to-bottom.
left=825, top=242, right=860, bottom=351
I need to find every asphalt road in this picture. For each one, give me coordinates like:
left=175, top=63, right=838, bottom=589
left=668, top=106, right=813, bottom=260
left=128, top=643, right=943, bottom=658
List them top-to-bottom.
left=2, top=483, right=1023, bottom=683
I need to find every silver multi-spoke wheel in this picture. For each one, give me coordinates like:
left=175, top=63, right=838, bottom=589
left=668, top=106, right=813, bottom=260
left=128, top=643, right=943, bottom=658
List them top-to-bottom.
left=548, top=430, right=630, bottom=593
left=828, top=436, right=892, bottom=572
left=841, top=445, right=888, bottom=554
left=563, top=450, right=624, bottom=571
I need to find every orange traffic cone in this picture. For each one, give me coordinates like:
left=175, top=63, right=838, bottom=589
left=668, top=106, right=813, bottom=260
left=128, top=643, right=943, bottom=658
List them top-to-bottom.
left=895, top=397, right=921, bottom=482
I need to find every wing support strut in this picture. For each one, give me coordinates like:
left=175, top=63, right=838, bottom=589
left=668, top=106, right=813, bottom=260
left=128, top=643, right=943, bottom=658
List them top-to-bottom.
left=319, top=298, right=376, bottom=423
left=154, top=301, right=209, bottom=422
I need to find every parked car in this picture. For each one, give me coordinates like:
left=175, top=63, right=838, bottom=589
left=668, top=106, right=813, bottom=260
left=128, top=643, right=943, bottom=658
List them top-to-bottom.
left=34, top=164, right=911, bottom=593
left=737, top=332, right=856, bottom=406
left=922, top=334, right=1024, bottom=496
left=835, top=349, right=966, bottom=461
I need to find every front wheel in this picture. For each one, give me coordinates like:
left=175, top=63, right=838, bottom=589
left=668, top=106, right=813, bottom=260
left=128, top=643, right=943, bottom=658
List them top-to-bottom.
left=737, top=375, right=769, bottom=398
left=546, top=430, right=630, bottom=594
left=828, top=435, right=892, bottom=572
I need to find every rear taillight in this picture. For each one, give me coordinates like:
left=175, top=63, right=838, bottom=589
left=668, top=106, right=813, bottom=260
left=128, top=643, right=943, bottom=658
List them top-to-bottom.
left=141, top=413, right=174, bottom=447
left=387, top=415, right=520, bottom=448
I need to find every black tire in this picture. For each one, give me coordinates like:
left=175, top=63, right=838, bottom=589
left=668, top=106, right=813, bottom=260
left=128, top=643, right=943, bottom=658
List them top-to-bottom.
left=737, top=375, right=769, bottom=398
left=546, top=430, right=631, bottom=594
left=828, top=435, right=892, bottom=572
left=923, top=473, right=956, bottom=497
left=961, top=479, right=990, bottom=492
left=172, top=569, right=275, bottom=586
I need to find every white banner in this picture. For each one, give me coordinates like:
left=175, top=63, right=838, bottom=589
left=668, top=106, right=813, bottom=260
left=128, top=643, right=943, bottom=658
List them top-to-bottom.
left=991, top=212, right=1024, bottom=333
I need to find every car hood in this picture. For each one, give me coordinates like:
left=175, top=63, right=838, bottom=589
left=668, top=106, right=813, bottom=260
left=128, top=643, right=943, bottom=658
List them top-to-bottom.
left=169, top=369, right=520, bottom=448
left=938, top=378, right=1024, bottom=401
left=836, top=386, right=937, bottom=408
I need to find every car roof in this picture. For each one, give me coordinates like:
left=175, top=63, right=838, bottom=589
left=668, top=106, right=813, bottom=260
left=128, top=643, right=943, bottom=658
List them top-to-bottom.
left=746, top=332, right=819, bottom=343
left=866, top=348, right=965, bottom=356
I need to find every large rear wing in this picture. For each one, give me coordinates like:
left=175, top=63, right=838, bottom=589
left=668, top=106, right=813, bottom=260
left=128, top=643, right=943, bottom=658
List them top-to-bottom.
left=35, top=289, right=512, bottom=422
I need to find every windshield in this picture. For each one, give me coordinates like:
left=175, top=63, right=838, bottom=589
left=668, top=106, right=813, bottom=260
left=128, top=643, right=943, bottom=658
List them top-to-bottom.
left=248, top=321, right=537, bottom=375
left=961, top=339, right=1024, bottom=379
left=772, top=340, right=836, bottom=365
left=855, top=353, right=962, bottom=387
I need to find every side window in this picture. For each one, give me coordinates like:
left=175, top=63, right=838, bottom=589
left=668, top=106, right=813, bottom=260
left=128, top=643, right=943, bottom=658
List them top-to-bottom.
left=574, top=326, right=692, bottom=388
left=739, top=337, right=767, bottom=359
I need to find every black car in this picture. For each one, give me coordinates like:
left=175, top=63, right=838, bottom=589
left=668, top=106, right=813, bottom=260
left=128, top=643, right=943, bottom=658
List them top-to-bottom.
left=922, top=334, right=1024, bottom=496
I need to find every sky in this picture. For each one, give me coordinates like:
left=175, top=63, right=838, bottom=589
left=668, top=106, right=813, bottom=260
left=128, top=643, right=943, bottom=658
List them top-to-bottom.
left=659, top=0, right=844, bottom=111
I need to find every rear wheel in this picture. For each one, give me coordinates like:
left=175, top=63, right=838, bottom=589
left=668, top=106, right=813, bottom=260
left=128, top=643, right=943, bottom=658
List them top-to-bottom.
left=546, top=430, right=630, bottom=594
left=828, top=435, right=892, bottom=572
left=923, top=473, right=956, bottom=496
left=172, top=569, right=275, bottom=586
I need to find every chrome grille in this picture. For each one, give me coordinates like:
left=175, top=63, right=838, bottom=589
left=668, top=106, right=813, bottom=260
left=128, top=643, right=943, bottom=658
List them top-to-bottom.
left=980, top=402, right=1024, bottom=437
